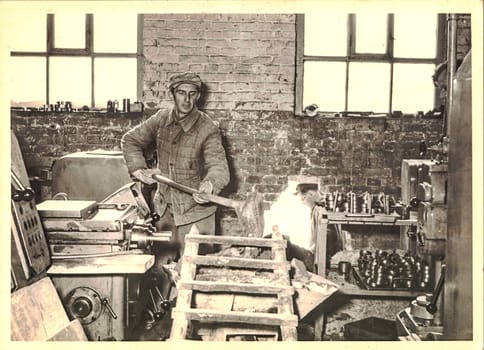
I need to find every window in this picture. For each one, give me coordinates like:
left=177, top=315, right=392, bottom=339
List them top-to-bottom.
left=10, top=13, right=140, bottom=109
left=295, top=13, right=444, bottom=115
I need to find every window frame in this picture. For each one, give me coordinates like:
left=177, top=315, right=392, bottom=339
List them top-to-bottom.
left=10, top=13, right=143, bottom=108
left=295, top=13, right=446, bottom=116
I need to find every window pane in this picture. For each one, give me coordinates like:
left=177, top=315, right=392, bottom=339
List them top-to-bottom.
left=8, top=13, right=46, bottom=51
left=304, top=13, right=347, bottom=56
left=54, top=14, right=86, bottom=49
left=94, top=14, right=138, bottom=53
left=355, top=14, right=387, bottom=54
left=394, top=14, right=437, bottom=58
left=10, top=57, right=46, bottom=107
left=50, top=57, right=91, bottom=108
left=94, top=58, right=137, bottom=108
left=303, top=61, right=346, bottom=112
left=348, top=62, right=390, bottom=112
left=392, top=63, right=435, bottom=113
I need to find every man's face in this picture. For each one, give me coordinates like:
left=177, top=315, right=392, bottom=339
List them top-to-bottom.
left=172, top=83, right=200, bottom=117
left=298, top=190, right=318, bottom=208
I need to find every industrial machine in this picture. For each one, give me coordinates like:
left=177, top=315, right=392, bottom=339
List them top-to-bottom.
left=11, top=134, right=175, bottom=341
left=397, top=158, right=447, bottom=340
left=38, top=178, right=174, bottom=340
left=396, top=265, right=445, bottom=340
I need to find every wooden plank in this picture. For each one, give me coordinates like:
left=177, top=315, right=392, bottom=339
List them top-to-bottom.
left=315, top=216, right=328, bottom=276
left=170, top=224, right=200, bottom=340
left=270, top=230, right=291, bottom=284
left=185, top=234, right=286, bottom=248
left=47, top=254, right=154, bottom=274
left=185, top=255, right=290, bottom=270
left=11, top=277, right=70, bottom=341
left=179, top=280, right=294, bottom=295
left=170, top=289, right=192, bottom=340
left=278, top=294, right=298, bottom=340
left=173, top=308, right=298, bottom=327
left=48, top=319, right=88, bottom=341
left=280, top=326, right=298, bottom=341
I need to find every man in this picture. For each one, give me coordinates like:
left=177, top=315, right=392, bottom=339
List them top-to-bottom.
left=121, top=72, right=230, bottom=261
left=293, top=183, right=342, bottom=271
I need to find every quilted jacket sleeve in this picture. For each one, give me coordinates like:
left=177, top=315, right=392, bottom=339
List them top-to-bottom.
left=121, top=111, right=161, bottom=174
left=201, top=128, right=230, bottom=195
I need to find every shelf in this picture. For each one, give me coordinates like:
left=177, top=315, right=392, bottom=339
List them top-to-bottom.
left=324, top=213, right=417, bottom=226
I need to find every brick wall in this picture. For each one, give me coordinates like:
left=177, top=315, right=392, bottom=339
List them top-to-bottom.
left=142, top=14, right=295, bottom=111
left=456, top=14, right=471, bottom=61
left=11, top=110, right=442, bottom=204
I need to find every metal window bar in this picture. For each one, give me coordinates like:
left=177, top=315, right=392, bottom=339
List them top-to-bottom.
left=10, top=13, right=141, bottom=109
left=295, top=13, right=441, bottom=116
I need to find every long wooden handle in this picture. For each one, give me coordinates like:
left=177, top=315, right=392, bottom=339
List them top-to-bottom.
left=152, top=174, right=238, bottom=209
left=152, top=174, right=198, bottom=194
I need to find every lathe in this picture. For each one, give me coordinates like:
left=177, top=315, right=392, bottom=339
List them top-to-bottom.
left=11, top=136, right=175, bottom=341
left=38, top=184, right=174, bottom=340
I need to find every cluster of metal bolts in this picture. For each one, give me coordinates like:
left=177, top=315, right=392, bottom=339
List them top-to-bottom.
left=357, top=250, right=431, bottom=290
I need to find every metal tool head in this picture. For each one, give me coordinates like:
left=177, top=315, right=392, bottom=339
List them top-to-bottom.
left=151, top=174, right=265, bottom=237
left=234, top=191, right=265, bottom=238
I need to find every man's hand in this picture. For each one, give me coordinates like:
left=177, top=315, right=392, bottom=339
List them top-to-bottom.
left=132, top=168, right=162, bottom=185
left=193, top=180, right=213, bottom=204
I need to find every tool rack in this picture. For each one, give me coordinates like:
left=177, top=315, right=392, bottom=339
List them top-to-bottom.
left=169, top=229, right=298, bottom=341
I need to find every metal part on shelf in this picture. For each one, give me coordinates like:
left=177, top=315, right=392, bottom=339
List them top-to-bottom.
left=355, top=250, right=432, bottom=291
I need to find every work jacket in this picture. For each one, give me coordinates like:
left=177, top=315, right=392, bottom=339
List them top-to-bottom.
left=122, top=106, right=230, bottom=225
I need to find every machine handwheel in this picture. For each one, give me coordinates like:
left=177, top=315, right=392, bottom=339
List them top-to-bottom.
left=65, top=287, right=103, bottom=325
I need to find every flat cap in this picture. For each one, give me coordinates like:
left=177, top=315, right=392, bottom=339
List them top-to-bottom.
left=168, top=71, right=202, bottom=90
left=294, top=183, right=319, bottom=195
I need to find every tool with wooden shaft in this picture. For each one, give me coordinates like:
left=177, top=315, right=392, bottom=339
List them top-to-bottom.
left=152, top=174, right=264, bottom=237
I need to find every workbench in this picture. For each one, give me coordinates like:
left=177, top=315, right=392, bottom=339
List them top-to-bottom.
left=313, top=207, right=417, bottom=277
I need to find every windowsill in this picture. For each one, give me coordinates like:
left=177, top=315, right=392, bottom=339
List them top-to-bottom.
left=11, top=109, right=144, bottom=118
left=294, top=111, right=443, bottom=119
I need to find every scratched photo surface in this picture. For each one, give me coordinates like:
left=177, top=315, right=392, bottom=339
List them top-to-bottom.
left=2, top=0, right=482, bottom=349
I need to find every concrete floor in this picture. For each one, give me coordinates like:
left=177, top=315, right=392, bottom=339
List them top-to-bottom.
left=128, top=291, right=406, bottom=341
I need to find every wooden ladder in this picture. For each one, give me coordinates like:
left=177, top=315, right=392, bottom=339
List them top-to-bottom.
left=169, top=228, right=298, bottom=341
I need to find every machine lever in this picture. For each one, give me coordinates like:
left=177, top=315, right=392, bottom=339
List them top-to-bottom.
left=11, top=170, right=35, bottom=201
left=426, top=264, right=446, bottom=314
left=154, top=286, right=171, bottom=311
left=148, top=289, right=162, bottom=317
left=102, top=298, right=118, bottom=319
